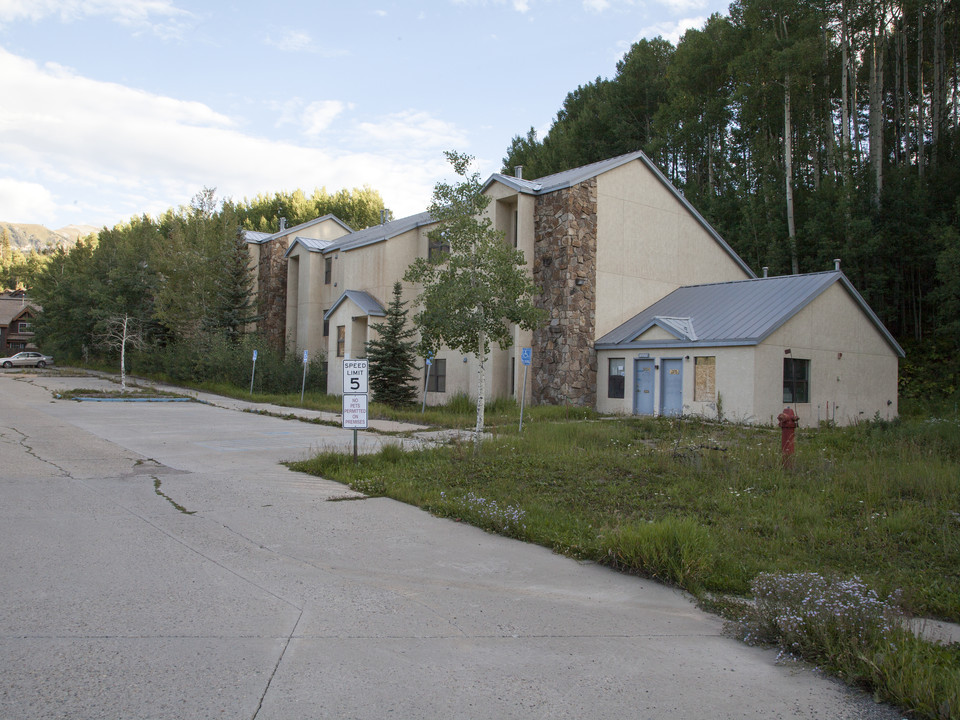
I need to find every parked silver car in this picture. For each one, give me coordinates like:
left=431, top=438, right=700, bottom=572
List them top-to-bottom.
left=1, top=351, right=54, bottom=368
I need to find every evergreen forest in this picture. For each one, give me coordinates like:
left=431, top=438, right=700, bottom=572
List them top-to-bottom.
left=503, top=0, right=960, bottom=397
left=18, top=186, right=385, bottom=391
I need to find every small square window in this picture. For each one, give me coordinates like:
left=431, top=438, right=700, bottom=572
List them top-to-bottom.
left=608, top=358, right=625, bottom=398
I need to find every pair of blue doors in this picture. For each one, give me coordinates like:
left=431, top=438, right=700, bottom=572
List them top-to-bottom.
left=634, top=358, right=683, bottom=416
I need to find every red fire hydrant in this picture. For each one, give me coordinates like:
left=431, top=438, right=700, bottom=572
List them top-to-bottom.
left=777, top=407, right=799, bottom=468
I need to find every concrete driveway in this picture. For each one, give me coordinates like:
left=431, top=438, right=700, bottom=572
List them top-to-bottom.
left=0, top=373, right=902, bottom=719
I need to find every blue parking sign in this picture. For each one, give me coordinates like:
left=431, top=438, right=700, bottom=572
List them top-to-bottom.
left=520, top=347, right=532, bottom=366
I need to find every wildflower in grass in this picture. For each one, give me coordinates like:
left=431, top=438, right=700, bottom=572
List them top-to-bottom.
left=441, top=491, right=527, bottom=536
left=740, top=572, right=902, bottom=663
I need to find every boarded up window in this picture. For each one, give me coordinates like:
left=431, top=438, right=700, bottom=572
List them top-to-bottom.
left=694, top=356, right=716, bottom=402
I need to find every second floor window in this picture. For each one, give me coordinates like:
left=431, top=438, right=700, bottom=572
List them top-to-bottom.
left=428, top=232, right=450, bottom=261
left=324, top=257, right=332, bottom=284
left=336, top=326, right=345, bottom=357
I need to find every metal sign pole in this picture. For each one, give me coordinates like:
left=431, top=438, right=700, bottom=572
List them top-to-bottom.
left=519, top=347, right=531, bottom=432
left=249, top=349, right=258, bottom=395
left=300, top=349, right=308, bottom=404
left=421, top=354, right=433, bottom=414
left=519, top=365, right=528, bottom=432
left=353, top=428, right=358, bottom=463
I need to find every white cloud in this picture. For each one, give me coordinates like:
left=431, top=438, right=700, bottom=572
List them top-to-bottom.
left=0, top=0, right=195, bottom=38
left=450, top=0, right=532, bottom=13
left=582, top=0, right=610, bottom=11
left=657, top=0, right=709, bottom=11
left=637, top=15, right=708, bottom=44
left=263, top=27, right=348, bottom=56
left=0, top=46, right=460, bottom=227
left=302, top=100, right=350, bottom=136
left=357, top=110, right=469, bottom=150
left=0, top=178, right=57, bottom=222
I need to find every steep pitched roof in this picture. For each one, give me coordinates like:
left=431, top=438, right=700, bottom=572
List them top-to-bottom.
left=484, top=150, right=754, bottom=279
left=243, top=214, right=354, bottom=245
left=596, top=271, right=904, bottom=357
left=323, top=290, right=386, bottom=320
left=0, top=297, right=39, bottom=326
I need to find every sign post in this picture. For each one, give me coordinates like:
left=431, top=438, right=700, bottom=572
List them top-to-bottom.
left=519, top=347, right=531, bottom=432
left=249, top=349, right=258, bottom=395
left=300, top=349, right=309, bottom=404
left=421, top=353, right=433, bottom=414
left=342, top=359, right=368, bottom=462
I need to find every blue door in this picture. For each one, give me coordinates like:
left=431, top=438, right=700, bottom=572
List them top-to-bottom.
left=660, top=358, right=683, bottom=416
left=634, top=359, right=655, bottom=415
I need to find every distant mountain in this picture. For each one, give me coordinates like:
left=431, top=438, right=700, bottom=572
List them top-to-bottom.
left=1, top=222, right=99, bottom=252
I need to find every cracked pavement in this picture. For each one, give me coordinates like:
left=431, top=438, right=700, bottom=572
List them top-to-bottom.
left=0, top=373, right=905, bottom=719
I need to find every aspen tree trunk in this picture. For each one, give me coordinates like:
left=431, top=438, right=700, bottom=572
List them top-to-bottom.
left=932, top=0, right=945, bottom=168
left=841, top=3, right=853, bottom=186
left=918, top=6, right=925, bottom=177
left=869, top=21, right=885, bottom=205
left=784, top=73, right=799, bottom=275
left=120, top=313, right=129, bottom=391
left=474, top=328, right=486, bottom=451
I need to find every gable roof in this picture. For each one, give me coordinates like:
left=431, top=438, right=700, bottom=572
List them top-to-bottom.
left=484, top=150, right=754, bottom=279
left=324, top=211, right=434, bottom=254
left=243, top=214, right=354, bottom=245
left=284, top=236, right=336, bottom=257
left=596, top=271, right=905, bottom=357
left=324, top=290, right=386, bottom=320
left=0, top=297, right=39, bottom=326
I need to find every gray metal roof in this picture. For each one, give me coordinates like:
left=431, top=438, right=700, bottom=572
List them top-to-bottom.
left=484, top=150, right=754, bottom=279
left=486, top=150, right=647, bottom=195
left=323, top=211, right=434, bottom=254
left=243, top=214, right=354, bottom=245
left=242, top=230, right=272, bottom=244
left=284, top=236, right=336, bottom=257
left=596, top=271, right=905, bottom=357
left=324, top=290, right=386, bottom=320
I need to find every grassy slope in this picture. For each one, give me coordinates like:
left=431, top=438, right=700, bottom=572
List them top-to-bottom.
left=292, top=409, right=960, bottom=621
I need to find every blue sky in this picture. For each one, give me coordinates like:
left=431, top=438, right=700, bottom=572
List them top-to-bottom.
left=0, top=0, right=731, bottom=230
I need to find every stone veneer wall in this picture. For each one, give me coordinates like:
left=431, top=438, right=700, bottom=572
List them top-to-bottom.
left=531, top=178, right=598, bottom=406
left=257, top=239, right=288, bottom=353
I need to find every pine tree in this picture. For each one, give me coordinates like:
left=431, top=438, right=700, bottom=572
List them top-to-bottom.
left=365, top=282, right=419, bottom=407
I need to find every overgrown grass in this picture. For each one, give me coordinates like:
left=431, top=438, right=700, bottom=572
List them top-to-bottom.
left=291, top=410, right=960, bottom=719
left=735, top=572, right=959, bottom=719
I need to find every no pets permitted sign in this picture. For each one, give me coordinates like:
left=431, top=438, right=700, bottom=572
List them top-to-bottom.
left=342, top=360, right=368, bottom=430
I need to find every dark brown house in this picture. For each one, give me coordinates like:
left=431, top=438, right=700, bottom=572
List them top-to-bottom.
left=0, top=291, right=40, bottom=353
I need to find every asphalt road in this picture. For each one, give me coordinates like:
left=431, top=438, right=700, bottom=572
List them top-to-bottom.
left=0, top=373, right=904, bottom=719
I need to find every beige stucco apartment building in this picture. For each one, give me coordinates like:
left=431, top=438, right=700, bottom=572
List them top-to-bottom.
left=246, top=151, right=903, bottom=425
